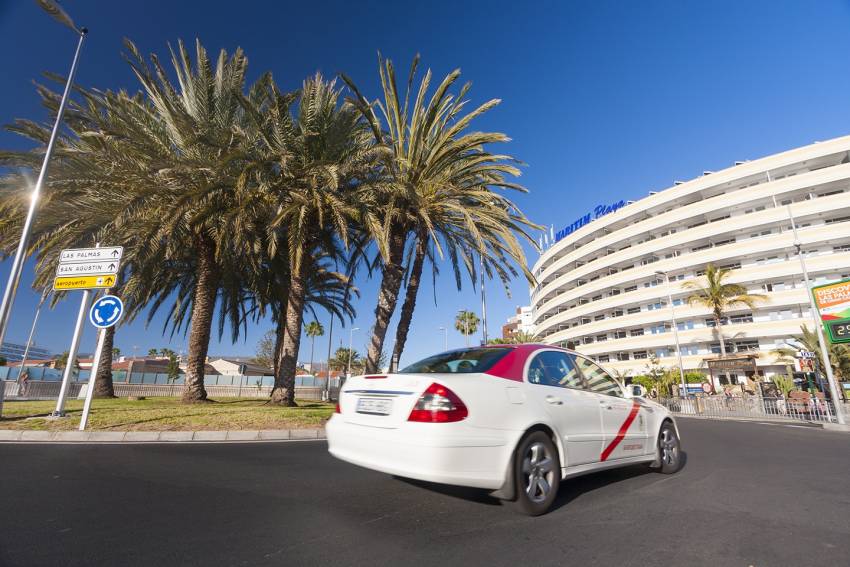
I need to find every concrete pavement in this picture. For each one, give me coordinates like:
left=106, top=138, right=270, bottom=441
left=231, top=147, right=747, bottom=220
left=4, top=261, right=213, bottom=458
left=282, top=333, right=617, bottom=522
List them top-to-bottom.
left=0, top=418, right=849, bottom=566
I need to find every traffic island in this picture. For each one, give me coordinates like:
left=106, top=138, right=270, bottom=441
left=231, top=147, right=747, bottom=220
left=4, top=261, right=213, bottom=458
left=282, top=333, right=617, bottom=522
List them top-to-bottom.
left=0, top=396, right=334, bottom=433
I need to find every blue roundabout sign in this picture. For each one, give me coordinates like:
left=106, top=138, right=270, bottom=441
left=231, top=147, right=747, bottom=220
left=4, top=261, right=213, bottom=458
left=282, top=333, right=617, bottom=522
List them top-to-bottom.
left=89, top=295, right=124, bottom=329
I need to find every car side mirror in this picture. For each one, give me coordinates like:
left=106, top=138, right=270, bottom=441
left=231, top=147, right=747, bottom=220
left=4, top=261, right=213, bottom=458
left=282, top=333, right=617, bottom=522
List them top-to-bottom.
left=625, top=384, right=646, bottom=398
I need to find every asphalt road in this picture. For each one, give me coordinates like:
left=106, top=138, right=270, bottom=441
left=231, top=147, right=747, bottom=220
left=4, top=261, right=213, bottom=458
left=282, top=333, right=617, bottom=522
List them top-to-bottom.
left=1, top=419, right=849, bottom=567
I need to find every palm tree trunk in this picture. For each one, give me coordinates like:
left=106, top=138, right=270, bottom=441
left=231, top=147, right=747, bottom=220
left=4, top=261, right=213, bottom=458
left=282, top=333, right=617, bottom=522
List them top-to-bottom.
left=366, top=227, right=407, bottom=373
left=392, top=233, right=427, bottom=368
left=182, top=237, right=219, bottom=403
left=272, top=262, right=307, bottom=406
left=715, top=313, right=729, bottom=390
left=93, top=325, right=116, bottom=398
left=310, top=336, right=316, bottom=374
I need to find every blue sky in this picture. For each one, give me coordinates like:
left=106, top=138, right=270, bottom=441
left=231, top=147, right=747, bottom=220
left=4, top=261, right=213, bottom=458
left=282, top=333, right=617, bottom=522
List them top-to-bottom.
left=2, top=0, right=850, bottom=366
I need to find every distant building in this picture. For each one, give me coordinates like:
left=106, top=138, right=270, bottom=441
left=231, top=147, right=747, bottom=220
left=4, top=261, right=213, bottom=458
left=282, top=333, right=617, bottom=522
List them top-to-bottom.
left=530, top=135, right=850, bottom=383
left=502, top=306, right=535, bottom=339
left=0, top=341, right=52, bottom=363
left=208, top=358, right=273, bottom=376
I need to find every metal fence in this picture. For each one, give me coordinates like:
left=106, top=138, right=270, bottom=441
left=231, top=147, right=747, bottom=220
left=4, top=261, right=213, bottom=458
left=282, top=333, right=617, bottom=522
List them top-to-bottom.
left=1, top=379, right=340, bottom=402
left=659, top=395, right=843, bottom=424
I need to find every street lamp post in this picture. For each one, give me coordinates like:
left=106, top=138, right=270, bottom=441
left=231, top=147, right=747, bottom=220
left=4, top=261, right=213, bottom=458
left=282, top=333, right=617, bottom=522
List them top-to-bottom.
left=0, top=3, right=88, bottom=348
left=787, top=206, right=845, bottom=425
left=480, top=253, right=488, bottom=344
left=656, top=270, right=688, bottom=398
left=20, top=292, right=49, bottom=372
left=439, top=326, right=447, bottom=351
left=347, top=327, right=359, bottom=378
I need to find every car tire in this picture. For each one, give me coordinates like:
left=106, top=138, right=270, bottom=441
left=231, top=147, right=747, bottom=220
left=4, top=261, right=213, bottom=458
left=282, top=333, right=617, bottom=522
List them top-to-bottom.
left=651, top=421, right=683, bottom=474
left=513, top=431, right=560, bottom=516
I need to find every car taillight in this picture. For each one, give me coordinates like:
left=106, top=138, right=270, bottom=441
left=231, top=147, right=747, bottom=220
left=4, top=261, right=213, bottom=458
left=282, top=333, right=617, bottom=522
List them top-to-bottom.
left=408, top=382, right=468, bottom=423
left=335, top=402, right=341, bottom=414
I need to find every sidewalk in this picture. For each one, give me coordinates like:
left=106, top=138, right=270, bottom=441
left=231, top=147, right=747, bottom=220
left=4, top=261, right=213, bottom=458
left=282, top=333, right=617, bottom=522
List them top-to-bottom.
left=0, top=428, right=327, bottom=443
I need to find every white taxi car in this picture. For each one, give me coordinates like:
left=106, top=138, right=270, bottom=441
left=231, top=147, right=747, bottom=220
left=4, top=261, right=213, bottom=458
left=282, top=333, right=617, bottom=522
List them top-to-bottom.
left=326, top=344, right=682, bottom=515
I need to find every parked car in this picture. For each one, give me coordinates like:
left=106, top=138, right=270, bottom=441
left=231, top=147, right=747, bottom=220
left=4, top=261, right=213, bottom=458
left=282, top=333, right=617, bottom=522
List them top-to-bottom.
left=326, top=344, right=682, bottom=515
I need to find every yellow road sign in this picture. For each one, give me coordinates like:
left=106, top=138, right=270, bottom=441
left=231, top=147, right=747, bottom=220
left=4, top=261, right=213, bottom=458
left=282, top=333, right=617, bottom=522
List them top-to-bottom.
left=53, top=274, right=117, bottom=291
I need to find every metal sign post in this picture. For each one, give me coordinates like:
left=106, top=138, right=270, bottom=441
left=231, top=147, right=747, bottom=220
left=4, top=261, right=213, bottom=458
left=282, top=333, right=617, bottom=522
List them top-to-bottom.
left=788, top=206, right=845, bottom=424
left=52, top=245, right=123, bottom=418
left=52, top=289, right=92, bottom=417
left=79, top=295, right=124, bottom=430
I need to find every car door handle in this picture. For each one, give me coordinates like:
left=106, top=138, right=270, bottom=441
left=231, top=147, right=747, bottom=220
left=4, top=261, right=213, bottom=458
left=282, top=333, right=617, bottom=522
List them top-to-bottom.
left=545, top=395, right=563, bottom=405
left=599, top=400, right=613, bottom=410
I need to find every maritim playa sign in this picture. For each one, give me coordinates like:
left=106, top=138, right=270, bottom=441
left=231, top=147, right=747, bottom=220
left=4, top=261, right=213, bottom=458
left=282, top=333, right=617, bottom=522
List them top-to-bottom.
left=554, top=199, right=626, bottom=243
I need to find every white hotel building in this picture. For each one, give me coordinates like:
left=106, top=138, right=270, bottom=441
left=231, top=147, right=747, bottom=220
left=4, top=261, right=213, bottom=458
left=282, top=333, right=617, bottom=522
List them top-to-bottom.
left=530, top=135, right=850, bottom=383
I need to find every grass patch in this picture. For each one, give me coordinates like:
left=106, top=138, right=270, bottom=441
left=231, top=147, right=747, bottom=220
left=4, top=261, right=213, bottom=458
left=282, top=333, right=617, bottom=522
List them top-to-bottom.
left=0, top=397, right=334, bottom=431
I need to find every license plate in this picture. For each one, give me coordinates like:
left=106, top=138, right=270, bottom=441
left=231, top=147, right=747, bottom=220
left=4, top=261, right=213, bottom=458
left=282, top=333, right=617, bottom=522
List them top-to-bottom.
left=356, top=398, right=393, bottom=415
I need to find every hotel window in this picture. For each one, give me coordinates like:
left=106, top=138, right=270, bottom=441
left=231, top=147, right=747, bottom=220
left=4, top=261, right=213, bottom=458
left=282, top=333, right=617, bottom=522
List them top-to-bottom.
left=818, top=189, right=844, bottom=197
left=780, top=198, right=792, bottom=205
left=709, top=215, right=730, bottom=223
left=826, top=216, right=850, bottom=224
left=688, top=221, right=707, bottom=229
left=749, top=230, right=772, bottom=238
left=714, top=239, right=736, bottom=247
left=692, top=244, right=711, bottom=252
left=835, top=244, right=850, bottom=252
left=624, top=285, right=637, bottom=292
left=608, top=289, right=621, bottom=296
left=592, top=295, right=602, bottom=302
left=672, top=298, right=684, bottom=306
left=647, top=302, right=666, bottom=311
left=627, top=306, right=641, bottom=314
left=611, top=310, right=624, bottom=317
left=730, top=313, right=753, bottom=324
left=594, top=314, right=605, bottom=321
left=705, top=317, right=729, bottom=327
left=676, top=320, right=694, bottom=331
left=650, top=324, right=669, bottom=335
left=630, top=328, right=645, bottom=337
left=614, top=330, right=627, bottom=339
left=596, top=334, right=608, bottom=342
left=583, top=336, right=594, bottom=344
left=735, top=340, right=759, bottom=352
left=681, top=345, right=700, bottom=356
left=655, top=348, right=670, bottom=358
left=633, top=351, right=648, bottom=360
left=616, top=352, right=630, bottom=361
left=597, top=354, right=610, bottom=363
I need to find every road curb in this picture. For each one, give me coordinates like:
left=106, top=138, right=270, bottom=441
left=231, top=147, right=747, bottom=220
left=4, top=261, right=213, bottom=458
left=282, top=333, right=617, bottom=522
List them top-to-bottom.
left=0, top=428, right=327, bottom=444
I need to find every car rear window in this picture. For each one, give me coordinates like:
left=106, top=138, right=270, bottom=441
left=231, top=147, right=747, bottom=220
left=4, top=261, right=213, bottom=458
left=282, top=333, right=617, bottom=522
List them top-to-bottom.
left=399, top=348, right=512, bottom=374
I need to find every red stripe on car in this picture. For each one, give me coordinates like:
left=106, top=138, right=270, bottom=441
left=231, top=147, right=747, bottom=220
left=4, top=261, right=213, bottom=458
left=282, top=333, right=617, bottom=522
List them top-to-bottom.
left=600, top=399, right=641, bottom=462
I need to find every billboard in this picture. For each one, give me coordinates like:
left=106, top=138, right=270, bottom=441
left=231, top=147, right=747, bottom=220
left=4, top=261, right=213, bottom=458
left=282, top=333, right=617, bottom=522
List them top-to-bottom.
left=812, top=278, right=850, bottom=344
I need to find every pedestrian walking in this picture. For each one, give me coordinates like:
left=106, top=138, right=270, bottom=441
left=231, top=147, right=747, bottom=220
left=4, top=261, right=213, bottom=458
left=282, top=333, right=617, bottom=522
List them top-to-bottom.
left=17, top=369, right=30, bottom=397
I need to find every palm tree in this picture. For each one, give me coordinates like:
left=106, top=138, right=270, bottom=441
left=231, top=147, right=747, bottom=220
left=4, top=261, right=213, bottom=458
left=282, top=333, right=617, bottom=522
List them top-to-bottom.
left=343, top=55, right=539, bottom=373
left=240, top=73, right=379, bottom=405
left=682, top=264, right=766, bottom=384
left=455, top=310, right=480, bottom=347
left=305, top=321, right=325, bottom=375
left=772, top=324, right=850, bottom=381
left=92, top=326, right=117, bottom=398
left=509, top=331, right=538, bottom=344
left=329, top=347, right=361, bottom=374
left=147, top=349, right=158, bottom=357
